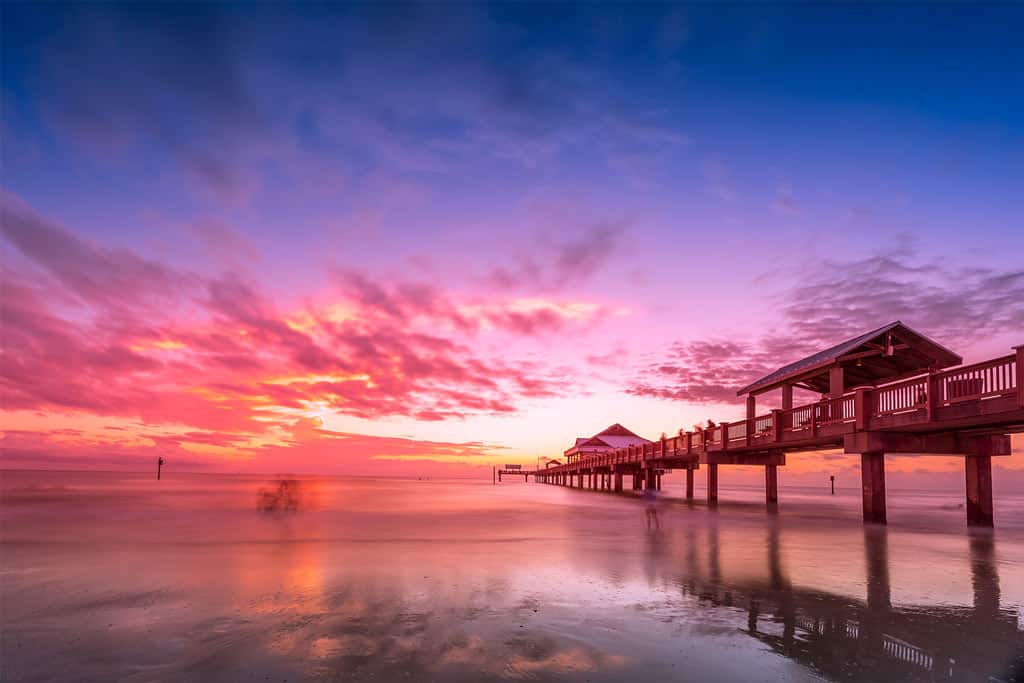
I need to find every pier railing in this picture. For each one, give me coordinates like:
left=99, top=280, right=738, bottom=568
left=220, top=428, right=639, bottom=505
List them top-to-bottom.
left=539, top=349, right=1021, bottom=475
left=936, top=353, right=1016, bottom=404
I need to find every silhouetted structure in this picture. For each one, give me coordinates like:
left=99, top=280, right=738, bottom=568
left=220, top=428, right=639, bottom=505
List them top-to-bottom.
left=526, top=323, right=1023, bottom=527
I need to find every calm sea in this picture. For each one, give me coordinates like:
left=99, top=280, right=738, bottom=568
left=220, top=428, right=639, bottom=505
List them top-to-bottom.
left=2, top=470, right=1022, bottom=682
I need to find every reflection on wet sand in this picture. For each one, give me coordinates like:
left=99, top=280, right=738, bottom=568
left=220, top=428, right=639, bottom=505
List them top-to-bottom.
left=638, top=521, right=1020, bottom=682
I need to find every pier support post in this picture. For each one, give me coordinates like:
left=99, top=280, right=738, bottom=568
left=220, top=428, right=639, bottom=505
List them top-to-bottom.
left=861, top=452, right=887, bottom=524
left=965, top=455, right=994, bottom=527
left=707, top=464, right=718, bottom=502
left=765, top=464, right=778, bottom=504
left=685, top=466, right=694, bottom=500
left=645, top=468, right=657, bottom=490
left=614, top=472, right=623, bottom=492
left=633, top=472, right=641, bottom=490
left=577, top=473, right=583, bottom=488
left=656, top=473, right=662, bottom=491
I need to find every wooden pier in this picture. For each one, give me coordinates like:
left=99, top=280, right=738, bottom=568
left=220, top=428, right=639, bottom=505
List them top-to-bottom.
left=520, top=323, right=1024, bottom=527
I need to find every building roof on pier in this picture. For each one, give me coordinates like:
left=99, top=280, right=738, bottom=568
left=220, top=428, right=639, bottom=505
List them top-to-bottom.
left=736, top=321, right=962, bottom=397
left=564, top=423, right=651, bottom=456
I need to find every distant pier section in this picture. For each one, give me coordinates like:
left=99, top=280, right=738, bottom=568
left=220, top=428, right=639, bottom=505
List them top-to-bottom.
left=513, top=322, right=1023, bottom=527
left=495, top=464, right=530, bottom=483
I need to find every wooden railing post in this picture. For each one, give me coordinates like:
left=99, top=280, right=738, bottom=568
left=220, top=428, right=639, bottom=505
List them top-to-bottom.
left=1016, top=345, right=1024, bottom=408
left=926, top=370, right=939, bottom=420
left=854, top=388, right=871, bottom=431
left=745, top=396, right=755, bottom=447
left=810, top=407, right=818, bottom=438
left=772, top=409, right=783, bottom=442
left=721, top=422, right=729, bottom=451
left=686, top=431, right=693, bottom=454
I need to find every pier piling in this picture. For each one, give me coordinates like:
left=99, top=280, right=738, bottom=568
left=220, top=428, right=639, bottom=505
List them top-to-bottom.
left=861, top=452, right=887, bottom=524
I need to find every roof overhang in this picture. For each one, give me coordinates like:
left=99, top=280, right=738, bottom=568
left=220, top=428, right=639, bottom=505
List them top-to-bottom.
left=737, top=322, right=962, bottom=396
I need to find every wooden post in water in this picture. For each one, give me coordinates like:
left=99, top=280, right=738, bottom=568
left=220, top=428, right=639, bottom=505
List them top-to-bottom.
left=861, top=452, right=887, bottom=524
left=965, top=455, right=993, bottom=527
left=157, top=456, right=164, bottom=480
left=707, top=464, right=718, bottom=502
left=765, top=464, right=778, bottom=503
left=830, top=475, right=835, bottom=495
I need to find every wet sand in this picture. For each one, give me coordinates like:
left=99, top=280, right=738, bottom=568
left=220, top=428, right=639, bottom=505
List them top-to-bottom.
left=1, top=470, right=1022, bottom=682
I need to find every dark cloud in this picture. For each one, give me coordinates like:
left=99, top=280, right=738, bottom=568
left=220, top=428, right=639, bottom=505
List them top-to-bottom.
left=6, top=3, right=689, bottom=203
left=18, top=3, right=265, bottom=200
left=772, top=187, right=801, bottom=215
left=0, top=191, right=192, bottom=311
left=187, top=219, right=260, bottom=263
left=486, top=222, right=629, bottom=292
left=554, top=223, right=625, bottom=285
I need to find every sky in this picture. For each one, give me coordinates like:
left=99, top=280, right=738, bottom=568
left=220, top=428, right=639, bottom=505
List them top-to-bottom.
left=2, top=2, right=1023, bottom=485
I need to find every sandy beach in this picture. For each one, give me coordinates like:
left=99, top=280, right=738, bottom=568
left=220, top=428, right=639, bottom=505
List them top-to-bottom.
left=2, top=470, right=1021, bottom=682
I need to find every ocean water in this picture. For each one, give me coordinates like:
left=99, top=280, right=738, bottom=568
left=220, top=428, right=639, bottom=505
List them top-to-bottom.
left=1, top=470, right=1022, bottom=682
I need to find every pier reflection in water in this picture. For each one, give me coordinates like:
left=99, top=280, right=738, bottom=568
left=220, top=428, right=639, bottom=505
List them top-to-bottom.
left=636, top=516, right=1019, bottom=682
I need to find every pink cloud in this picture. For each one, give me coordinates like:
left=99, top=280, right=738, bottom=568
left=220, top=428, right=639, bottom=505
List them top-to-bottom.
left=1, top=194, right=614, bottom=470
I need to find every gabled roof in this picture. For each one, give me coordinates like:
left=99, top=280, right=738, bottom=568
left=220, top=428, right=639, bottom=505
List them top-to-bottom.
left=736, top=321, right=961, bottom=396
left=595, top=423, right=644, bottom=438
left=564, top=424, right=652, bottom=456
